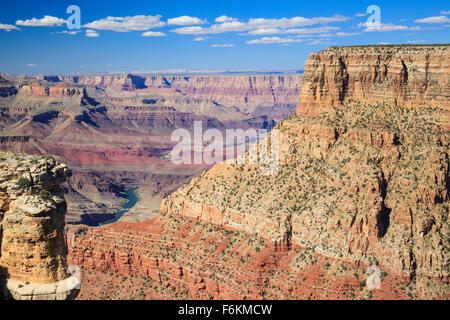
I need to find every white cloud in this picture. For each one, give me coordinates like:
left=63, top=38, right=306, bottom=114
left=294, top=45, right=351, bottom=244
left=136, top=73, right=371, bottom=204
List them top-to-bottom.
left=440, top=10, right=450, bottom=15
left=355, top=13, right=367, bottom=17
left=16, top=15, right=66, bottom=27
left=83, top=15, right=165, bottom=32
left=171, top=15, right=350, bottom=35
left=215, top=15, right=239, bottom=23
left=414, top=15, right=450, bottom=24
left=167, top=16, right=206, bottom=26
left=358, top=22, right=409, bottom=32
left=0, top=23, right=20, bottom=31
left=244, top=26, right=339, bottom=36
left=285, top=26, right=340, bottom=35
left=409, top=26, right=442, bottom=31
left=245, top=28, right=281, bottom=35
left=85, top=29, right=100, bottom=37
left=54, top=30, right=80, bottom=35
left=142, top=31, right=166, bottom=36
left=336, top=32, right=362, bottom=37
left=193, top=36, right=208, bottom=41
left=246, top=37, right=304, bottom=44
left=308, top=40, right=325, bottom=45
left=407, top=40, right=426, bottom=44
left=211, top=44, right=235, bottom=47
left=26, top=64, right=37, bottom=67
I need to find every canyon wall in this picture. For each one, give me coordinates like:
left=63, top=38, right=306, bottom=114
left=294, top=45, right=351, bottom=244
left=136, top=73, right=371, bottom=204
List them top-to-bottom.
left=160, top=45, right=449, bottom=283
left=297, top=45, right=450, bottom=116
left=60, top=74, right=302, bottom=111
left=0, top=152, right=79, bottom=300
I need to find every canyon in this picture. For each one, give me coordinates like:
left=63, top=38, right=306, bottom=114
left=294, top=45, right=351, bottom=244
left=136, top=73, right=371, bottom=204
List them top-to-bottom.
left=1, top=45, right=448, bottom=300
left=66, top=45, right=449, bottom=300
left=0, top=72, right=302, bottom=225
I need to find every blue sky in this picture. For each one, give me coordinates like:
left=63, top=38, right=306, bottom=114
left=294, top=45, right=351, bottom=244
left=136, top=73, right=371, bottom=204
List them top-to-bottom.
left=0, top=0, right=449, bottom=74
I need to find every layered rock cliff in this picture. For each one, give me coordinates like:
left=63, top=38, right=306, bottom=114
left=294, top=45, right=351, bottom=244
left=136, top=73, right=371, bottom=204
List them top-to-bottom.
left=160, top=45, right=449, bottom=287
left=298, top=45, right=449, bottom=116
left=60, top=74, right=302, bottom=113
left=0, top=152, right=79, bottom=300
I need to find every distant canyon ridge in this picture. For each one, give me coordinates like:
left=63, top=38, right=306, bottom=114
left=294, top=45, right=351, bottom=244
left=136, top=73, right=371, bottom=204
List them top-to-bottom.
left=0, top=72, right=302, bottom=225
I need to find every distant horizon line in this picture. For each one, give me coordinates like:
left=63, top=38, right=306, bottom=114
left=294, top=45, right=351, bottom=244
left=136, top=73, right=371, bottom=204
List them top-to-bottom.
left=1, top=69, right=304, bottom=77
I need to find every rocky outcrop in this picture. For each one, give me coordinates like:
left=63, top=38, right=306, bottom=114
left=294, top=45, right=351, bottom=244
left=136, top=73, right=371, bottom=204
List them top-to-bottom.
left=161, top=45, right=449, bottom=287
left=297, top=45, right=450, bottom=116
left=0, top=77, right=17, bottom=98
left=20, top=82, right=89, bottom=99
left=0, top=152, right=79, bottom=300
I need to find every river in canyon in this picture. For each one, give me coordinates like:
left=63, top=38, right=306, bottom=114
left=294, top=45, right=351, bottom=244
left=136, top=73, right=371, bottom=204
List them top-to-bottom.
left=99, top=187, right=140, bottom=226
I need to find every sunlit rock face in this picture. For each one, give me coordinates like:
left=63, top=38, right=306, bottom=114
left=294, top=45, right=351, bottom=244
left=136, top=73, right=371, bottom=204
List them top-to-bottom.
left=0, top=152, right=79, bottom=300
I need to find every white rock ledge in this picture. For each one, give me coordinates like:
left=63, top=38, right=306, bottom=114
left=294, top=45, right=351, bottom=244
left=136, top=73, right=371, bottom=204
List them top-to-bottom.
left=3, top=277, right=80, bottom=300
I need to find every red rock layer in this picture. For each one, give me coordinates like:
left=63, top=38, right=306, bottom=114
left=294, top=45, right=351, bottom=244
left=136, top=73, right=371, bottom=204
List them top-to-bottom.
left=67, top=215, right=447, bottom=300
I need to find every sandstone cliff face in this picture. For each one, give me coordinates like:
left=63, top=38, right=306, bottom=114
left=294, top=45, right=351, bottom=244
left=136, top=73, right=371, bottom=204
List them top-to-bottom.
left=161, top=45, right=450, bottom=287
left=297, top=45, right=450, bottom=116
left=60, top=74, right=302, bottom=111
left=20, top=82, right=89, bottom=99
left=0, top=152, right=79, bottom=300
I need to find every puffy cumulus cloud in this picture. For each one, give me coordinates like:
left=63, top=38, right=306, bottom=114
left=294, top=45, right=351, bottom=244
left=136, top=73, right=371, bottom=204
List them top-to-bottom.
left=440, top=10, right=450, bottom=15
left=16, top=15, right=66, bottom=27
left=83, top=15, right=165, bottom=32
left=171, top=15, right=349, bottom=35
left=215, top=15, right=239, bottom=23
left=414, top=15, right=450, bottom=24
left=167, top=16, right=206, bottom=26
left=358, top=22, right=409, bottom=32
left=0, top=23, right=20, bottom=31
left=245, top=28, right=281, bottom=35
left=85, top=29, right=99, bottom=37
left=142, top=31, right=166, bottom=36
left=193, top=36, right=208, bottom=41
left=246, top=37, right=304, bottom=44
left=211, top=44, right=235, bottom=47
